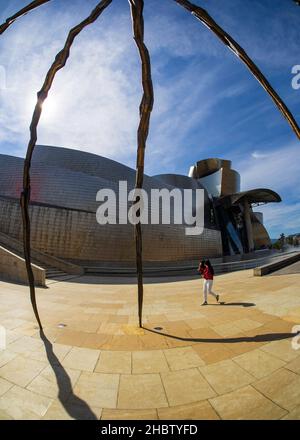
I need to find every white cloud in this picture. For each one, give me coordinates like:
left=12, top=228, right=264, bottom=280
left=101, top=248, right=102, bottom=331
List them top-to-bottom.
left=0, top=0, right=299, bottom=189
left=0, top=1, right=249, bottom=171
left=0, top=5, right=143, bottom=165
left=235, top=143, right=300, bottom=236
left=237, top=143, right=300, bottom=197
left=251, top=151, right=269, bottom=159
left=258, top=202, right=300, bottom=237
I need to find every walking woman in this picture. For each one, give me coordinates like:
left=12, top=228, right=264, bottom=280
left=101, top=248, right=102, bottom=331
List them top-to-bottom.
left=198, top=260, right=220, bottom=306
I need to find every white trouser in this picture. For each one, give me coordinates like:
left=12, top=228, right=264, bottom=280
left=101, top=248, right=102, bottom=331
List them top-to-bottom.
left=203, top=279, right=217, bottom=302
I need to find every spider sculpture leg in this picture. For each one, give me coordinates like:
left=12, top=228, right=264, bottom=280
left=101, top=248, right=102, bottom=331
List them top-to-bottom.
left=0, top=0, right=51, bottom=35
left=0, top=0, right=298, bottom=330
left=21, top=0, right=113, bottom=329
left=129, top=0, right=154, bottom=328
left=175, top=0, right=300, bottom=140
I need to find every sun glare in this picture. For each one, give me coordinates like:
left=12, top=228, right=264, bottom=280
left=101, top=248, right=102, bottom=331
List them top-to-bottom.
left=27, top=94, right=58, bottom=123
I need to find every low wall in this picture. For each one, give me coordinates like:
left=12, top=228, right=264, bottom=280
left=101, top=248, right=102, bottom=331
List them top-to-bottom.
left=0, top=231, right=84, bottom=276
left=0, top=246, right=46, bottom=287
left=253, top=252, right=300, bottom=276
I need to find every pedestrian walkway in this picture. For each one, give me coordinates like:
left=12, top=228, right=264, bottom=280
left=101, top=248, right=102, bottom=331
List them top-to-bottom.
left=0, top=269, right=299, bottom=419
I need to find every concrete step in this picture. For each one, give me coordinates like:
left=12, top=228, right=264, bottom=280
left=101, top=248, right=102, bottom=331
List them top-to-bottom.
left=46, top=269, right=66, bottom=274
left=46, top=270, right=68, bottom=277
left=46, top=274, right=79, bottom=283
left=47, top=274, right=67, bottom=279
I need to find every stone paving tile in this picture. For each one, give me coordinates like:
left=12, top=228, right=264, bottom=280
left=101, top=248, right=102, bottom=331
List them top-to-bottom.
left=1, top=269, right=300, bottom=419
left=252, top=313, right=281, bottom=324
left=145, top=314, right=169, bottom=324
left=109, top=315, right=129, bottom=324
left=204, top=315, right=234, bottom=326
left=283, top=315, right=300, bottom=325
left=0, top=318, right=29, bottom=330
left=185, top=318, right=213, bottom=330
left=233, top=319, right=263, bottom=332
left=264, top=319, right=296, bottom=334
left=63, top=320, right=100, bottom=334
left=13, top=321, right=40, bottom=336
left=162, top=321, right=192, bottom=334
left=98, top=323, right=123, bottom=336
left=212, top=323, right=244, bottom=338
left=122, top=325, right=145, bottom=336
left=31, top=327, right=61, bottom=343
left=186, top=327, right=224, bottom=340
left=240, top=327, right=274, bottom=347
left=5, top=329, right=24, bottom=345
left=55, top=330, right=88, bottom=347
left=164, top=332, right=195, bottom=349
left=82, top=333, right=114, bottom=350
left=138, top=333, right=169, bottom=350
left=8, top=335, right=43, bottom=354
left=109, top=335, right=142, bottom=351
left=223, top=336, right=259, bottom=356
left=260, top=339, right=299, bottom=362
left=23, top=343, right=72, bottom=364
left=192, top=343, right=233, bottom=364
left=62, top=347, right=100, bottom=372
left=163, top=347, right=205, bottom=371
left=233, top=349, right=286, bottom=379
left=0, top=350, right=18, bottom=368
left=132, top=350, right=169, bottom=374
left=95, top=351, right=131, bottom=374
left=0, top=355, right=46, bottom=387
left=285, top=356, right=300, bottom=374
left=199, top=359, right=254, bottom=394
left=26, top=364, right=81, bottom=400
left=161, top=368, right=216, bottom=407
left=253, top=368, right=300, bottom=411
left=73, top=372, right=119, bottom=409
left=118, top=374, right=168, bottom=409
left=0, top=377, right=13, bottom=396
left=0, top=385, right=53, bottom=420
left=209, top=385, right=287, bottom=420
left=42, top=399, right=102, bottom=420
left=157, top=401, right=220, bottom=420
left=281, top=405, right=300, bottom=420
left=101, top=408, right=158, bottom=420
left=0, top=409, right=13, bottom=419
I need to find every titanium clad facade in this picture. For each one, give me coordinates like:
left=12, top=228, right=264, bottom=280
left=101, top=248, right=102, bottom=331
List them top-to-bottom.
left=0, top=146, right=222, bottom=265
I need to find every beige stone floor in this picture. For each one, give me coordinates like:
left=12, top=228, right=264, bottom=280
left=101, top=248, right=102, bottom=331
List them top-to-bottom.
left=0, top=269, right=300, bottom=420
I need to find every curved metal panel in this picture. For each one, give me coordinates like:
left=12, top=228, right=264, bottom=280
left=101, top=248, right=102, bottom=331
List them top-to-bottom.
left=0, top=146, right=223, bottom=264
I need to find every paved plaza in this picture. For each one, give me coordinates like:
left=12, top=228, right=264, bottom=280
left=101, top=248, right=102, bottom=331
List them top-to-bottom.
left=0, top=268, right=300, bottom=420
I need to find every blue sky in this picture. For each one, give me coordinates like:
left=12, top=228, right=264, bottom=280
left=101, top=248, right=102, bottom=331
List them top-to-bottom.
left=0, top=0, right=299, bottom=237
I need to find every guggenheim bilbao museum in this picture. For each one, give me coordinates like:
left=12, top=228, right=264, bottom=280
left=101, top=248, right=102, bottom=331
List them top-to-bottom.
left=0, top=145, right=281, bottom=270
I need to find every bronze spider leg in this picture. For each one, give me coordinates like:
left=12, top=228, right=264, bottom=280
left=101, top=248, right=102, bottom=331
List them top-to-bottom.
left=0, top=0, right=52, bottom=35
left=0, top=0, right=298, bottom=330
left=20, top=0, right=113, bottom=330
left=129, top=0, right=154, bottom=328
left=175, top=0, right=300, bottom=140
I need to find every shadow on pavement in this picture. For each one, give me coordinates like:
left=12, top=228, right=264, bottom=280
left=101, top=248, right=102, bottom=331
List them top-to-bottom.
left=210, top=301, right=255, bottom=307
left=143, top=327, right=299, bottom=344
left=40, top=330, right=97, bottom=420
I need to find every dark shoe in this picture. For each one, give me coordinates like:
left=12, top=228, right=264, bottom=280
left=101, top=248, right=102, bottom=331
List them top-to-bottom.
left=216, top=295, right=220, bottom=303
left=201, top=301, right=208, bottom=306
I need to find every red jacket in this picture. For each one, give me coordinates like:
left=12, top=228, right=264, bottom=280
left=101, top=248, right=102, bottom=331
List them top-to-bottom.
left=199, top=266, right=214, bottom=280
